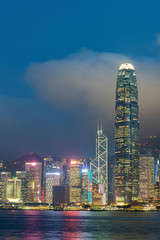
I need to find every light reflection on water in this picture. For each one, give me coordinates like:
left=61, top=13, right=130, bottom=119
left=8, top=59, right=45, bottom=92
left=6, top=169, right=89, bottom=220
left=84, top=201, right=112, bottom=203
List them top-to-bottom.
left=0, top=210, right=160, bottom=240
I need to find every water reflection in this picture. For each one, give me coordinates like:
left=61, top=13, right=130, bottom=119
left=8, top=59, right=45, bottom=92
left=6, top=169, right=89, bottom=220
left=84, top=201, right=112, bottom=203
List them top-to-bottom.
left=0, top=211, right=160, bottom=240
left=22, top=211, right=44, bottom=240
left=60, top=211, right=83, bottom=240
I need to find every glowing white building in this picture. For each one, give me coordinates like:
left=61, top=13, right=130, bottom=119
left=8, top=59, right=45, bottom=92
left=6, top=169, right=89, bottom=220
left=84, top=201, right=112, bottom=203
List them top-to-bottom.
left=46, top=169, right=60, bottom=204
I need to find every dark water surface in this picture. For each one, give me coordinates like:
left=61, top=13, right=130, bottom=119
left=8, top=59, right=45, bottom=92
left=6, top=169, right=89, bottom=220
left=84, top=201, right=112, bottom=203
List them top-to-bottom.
left=0, top=210, right=160, bottom=240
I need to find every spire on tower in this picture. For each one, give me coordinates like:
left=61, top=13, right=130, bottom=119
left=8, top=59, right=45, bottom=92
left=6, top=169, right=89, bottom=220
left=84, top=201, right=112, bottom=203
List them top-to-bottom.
left=97, top=119, right=102, bottom=134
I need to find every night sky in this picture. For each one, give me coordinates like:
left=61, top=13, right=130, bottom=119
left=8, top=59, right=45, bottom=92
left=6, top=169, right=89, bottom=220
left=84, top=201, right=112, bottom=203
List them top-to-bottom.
left=1, top=0, right=160, bottom=161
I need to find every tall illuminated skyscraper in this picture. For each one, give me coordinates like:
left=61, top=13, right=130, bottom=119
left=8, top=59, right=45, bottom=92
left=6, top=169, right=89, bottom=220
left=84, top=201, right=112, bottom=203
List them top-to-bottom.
left=115, top=63, right=139, bottom=204
left=90, top=123, right=108, bottom=202
left=69, top=160, right=82, bottom=204
left=25, top=162, right=42, bottom=203
left=16, top=171, right=29, bottom=203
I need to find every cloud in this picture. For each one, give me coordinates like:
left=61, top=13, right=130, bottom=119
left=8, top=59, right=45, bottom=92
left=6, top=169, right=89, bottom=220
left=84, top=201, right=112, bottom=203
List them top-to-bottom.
left=155, top=33, right=160, bottom=47
left=25, top=49, right=160, bottom=155
left=25, top=49, right=130, bottom=123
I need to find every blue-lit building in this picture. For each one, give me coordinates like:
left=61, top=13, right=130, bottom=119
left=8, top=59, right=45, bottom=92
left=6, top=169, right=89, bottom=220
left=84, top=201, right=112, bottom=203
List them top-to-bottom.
left=115, top=63, right=139, bottom=204
left=81, top=169, right=93, bottom=205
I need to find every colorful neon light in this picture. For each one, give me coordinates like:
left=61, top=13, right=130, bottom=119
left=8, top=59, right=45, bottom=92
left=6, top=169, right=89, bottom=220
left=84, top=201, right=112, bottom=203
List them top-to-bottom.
left=71, top=160, right=77, bottom=165
left=31, top=162, right=37, bottom=166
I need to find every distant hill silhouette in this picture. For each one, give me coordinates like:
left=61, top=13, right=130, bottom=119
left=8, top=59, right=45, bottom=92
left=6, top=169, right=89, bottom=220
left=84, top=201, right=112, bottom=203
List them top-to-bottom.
left=4, top=152, right=43, bottom=175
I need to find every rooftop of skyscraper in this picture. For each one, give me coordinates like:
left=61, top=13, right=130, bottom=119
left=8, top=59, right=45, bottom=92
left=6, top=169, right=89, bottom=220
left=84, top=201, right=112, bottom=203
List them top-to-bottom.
left=119, top=63, right=135, bottom=70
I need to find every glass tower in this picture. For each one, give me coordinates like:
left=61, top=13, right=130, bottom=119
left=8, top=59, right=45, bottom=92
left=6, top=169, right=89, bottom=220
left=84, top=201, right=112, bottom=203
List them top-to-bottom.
left=115, top=63, right=139, bottom=204
left=81, top=169, right=93, bottom=205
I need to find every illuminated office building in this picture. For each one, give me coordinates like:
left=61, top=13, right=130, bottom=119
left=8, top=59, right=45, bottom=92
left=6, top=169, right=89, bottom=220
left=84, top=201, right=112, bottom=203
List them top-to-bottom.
left=115, top=63, right=139, bottom=204
left=140, top=136, right=160, bottom=160
left=139, top=155, right=154, bottom=201
left=43, top=156, right=62, bottom=200
left=61, top=158, right=70, bottom=186
left=0, top=160, right=3, bottom=170
left=69, top=160, right=82, bottom=204
left=155, top=160, right=159, bottom=199
left=108, top=161, right=115, bottom=204
left=25, top=162, right=42, bottom=203
left=45, top=168, right=60, bottom=204
left=81, top=169, right=93, bottom=205
left=16, top=171, right=29, bottom=203
left=0, top=172, right=12, bottom=202
left=1, top=172, right=11, bottom=179
left=0, top=178, right=7, bottom=202
left=6, top=178, right=21, bottom=202
left=92, top=184, right=106, bottom=205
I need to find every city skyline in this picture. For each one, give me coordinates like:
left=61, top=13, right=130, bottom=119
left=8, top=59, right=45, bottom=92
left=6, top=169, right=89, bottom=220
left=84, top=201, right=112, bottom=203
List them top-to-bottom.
left=0, top=1, right=160, bottom=162
left=1, top=2, right=160, bottom=239
left=0, top=62, right=160, bottom=207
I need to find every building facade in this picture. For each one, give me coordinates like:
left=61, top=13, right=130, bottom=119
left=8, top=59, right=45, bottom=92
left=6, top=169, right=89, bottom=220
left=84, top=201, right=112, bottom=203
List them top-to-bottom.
left=115, top=63, right=139, bottom=204
left=139, top=155, right=155, bottom=201
left=69, top=160, right=82, bottom=204
left=25, top=162, right=42, bottom=203
left=45, top=169, right=60, bottom=204
left=81, top=169, right=93, bottom=205
left=16, top=171, right=29, bottom=203
left=1, top=172, right=11, bottom=179
left=0, top=178, right=7, bottom=203
left=6, top=178, right=21, bottom=202
left=92, top=184, right=106, bottom=205
left=53, top=186, right=70, bottom=204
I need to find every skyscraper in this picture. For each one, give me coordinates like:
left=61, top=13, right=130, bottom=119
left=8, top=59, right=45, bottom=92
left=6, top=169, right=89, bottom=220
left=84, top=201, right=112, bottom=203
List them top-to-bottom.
left=115, top=63, right=139, bottom=204
left=90, top=123, right=108, bottom=202
left=139, top=155, right=154, bottom=201
left=43, top=156, right=61, bottom=203
left=69, top=160, right=82, bottom=204
left=25, top=162, right=42, bottom=203
left=45, top=168, right=60, bottom=204
left=81, top=169, right=93, bottom=205
left=16, top=171, right=29, bottom=203
left=0, top=178, right=7, bottom=203
left=6, top=178, right=21, bottom=202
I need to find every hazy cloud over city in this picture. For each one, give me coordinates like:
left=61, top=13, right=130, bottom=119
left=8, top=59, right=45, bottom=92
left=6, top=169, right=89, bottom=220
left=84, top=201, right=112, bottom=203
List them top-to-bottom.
left=26, top=49, right=160, bottom=138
